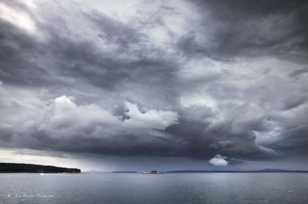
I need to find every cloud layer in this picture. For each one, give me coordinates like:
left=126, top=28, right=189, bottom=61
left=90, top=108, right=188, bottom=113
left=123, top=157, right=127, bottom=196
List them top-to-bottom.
left=0, top=0, right=308, bottom=160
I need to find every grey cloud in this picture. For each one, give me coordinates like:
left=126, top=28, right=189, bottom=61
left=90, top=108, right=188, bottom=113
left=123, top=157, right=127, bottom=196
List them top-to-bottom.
left=0, top=0, right=308, bottom=162
left=178, top=0, right=308, bottom=59
left=87, top=12, right=144, bottom=51
left=0, top=20, right=49, bottom=86
left=289, top=68, right=308, bottom=78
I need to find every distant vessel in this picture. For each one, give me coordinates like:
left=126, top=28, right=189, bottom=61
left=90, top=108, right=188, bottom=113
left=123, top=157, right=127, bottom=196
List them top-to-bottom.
left=143, top=170, right=161, bottom=174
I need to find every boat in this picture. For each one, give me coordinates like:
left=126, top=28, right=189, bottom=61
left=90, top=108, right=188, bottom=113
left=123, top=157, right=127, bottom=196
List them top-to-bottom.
left=143, top=170, right=161, bottom=174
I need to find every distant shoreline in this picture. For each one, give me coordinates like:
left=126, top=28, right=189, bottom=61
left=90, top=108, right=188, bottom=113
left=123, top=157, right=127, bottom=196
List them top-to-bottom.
left=0, top=163, right=81, bottom=173
left=111, top=169, right=308, bottom=174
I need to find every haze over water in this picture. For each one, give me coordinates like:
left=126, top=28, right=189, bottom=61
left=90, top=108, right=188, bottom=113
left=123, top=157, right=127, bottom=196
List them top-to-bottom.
left=1, top=173, right=308, bottom=204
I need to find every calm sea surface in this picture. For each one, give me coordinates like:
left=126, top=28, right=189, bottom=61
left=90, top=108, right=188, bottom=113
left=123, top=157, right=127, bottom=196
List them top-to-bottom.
left=0, top=173, right=308, bottom=204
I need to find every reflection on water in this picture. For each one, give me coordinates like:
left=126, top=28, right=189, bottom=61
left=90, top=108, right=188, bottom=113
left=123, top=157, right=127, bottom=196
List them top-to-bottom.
left=0, top=173, right=308, bottom=204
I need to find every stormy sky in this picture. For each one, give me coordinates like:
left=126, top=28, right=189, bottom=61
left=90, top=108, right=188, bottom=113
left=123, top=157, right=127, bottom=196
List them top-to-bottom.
left=0, top=0, right=308, bottom=170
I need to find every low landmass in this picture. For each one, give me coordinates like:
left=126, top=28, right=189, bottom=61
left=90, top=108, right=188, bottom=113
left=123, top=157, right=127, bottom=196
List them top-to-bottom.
left=0, top=163, right=81, bottom=173
left=109, top=169, right=308, bottom=174
left=163, top=169, right=308, bottom=173
left=112, top=171, right=138, bottom=173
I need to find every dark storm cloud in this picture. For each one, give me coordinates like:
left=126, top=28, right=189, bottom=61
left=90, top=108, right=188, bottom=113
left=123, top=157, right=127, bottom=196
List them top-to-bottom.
left=0, top=0, right=308, bottom=162
left=0, top=0, right=179, bottom=106
left=179, top=0, right=308, bottom=59
left=0, top=5, right=176, bottom=91
left=88, top=12, right=143, bottom=51
left=0, top=20, right=49, bottom=86
left=289, top=68, right=308, bottom=78
left=165, top=107, right=269, bottom=159
left=267, top=125, right=308, bottom=157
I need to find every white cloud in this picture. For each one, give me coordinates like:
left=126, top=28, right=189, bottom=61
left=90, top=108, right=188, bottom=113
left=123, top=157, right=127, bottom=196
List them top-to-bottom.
left=18, top=0, right=37, bottom=9
left=0, top=3, right=37, bottom=35
left=0, top=90, right=178, bottom=142
left=51, top=95, right=117, bottom=127
left=180, top=95, right=218, bottom=110
left=35, top=96, right=178, bottom=139
left=39, top=96, right=121, bottom=138
left=209, top=154, right=228, bottom=166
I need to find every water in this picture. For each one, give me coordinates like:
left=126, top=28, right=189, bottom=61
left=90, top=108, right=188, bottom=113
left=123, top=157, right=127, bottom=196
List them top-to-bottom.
left=0, top=173, right=308, bottom=204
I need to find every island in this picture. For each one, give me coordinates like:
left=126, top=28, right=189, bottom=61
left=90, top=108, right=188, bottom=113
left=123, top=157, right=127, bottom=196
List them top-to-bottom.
left=0, top=163, right=81, bottom=173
